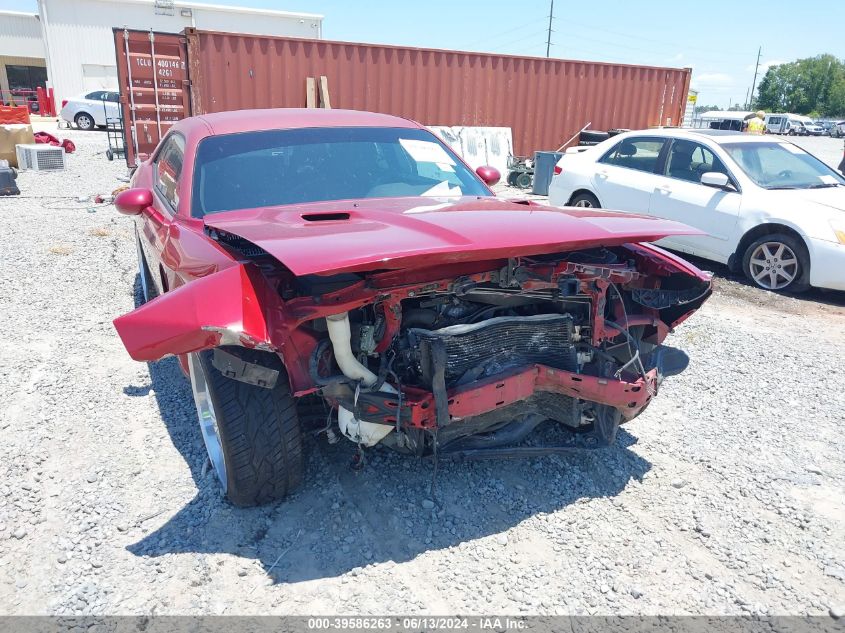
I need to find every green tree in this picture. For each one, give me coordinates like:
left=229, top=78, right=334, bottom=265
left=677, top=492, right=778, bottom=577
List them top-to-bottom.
left=756, top=54, right=845, bottom=116
left=694, top=104, right=723, bottom=114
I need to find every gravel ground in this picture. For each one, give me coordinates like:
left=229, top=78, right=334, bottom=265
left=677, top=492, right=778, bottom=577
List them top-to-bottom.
left=1, top=126, right=844, bottom=617
left=774, top=134, right=844, bottom=170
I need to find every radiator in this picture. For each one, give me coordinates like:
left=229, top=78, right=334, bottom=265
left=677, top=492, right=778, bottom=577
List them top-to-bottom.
left=413, top=313, right=577, bottom=386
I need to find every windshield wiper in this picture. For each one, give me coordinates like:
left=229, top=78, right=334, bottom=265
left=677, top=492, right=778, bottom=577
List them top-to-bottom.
left=807, top=183, right=842, bottom=189
left=766, top=186, right=799, bottom=190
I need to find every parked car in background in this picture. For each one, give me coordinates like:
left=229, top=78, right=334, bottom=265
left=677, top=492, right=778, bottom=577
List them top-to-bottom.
left=59, top=90, right=120, bottom=131
left=111, top=108, right=711, bottom=507
left=787, top=120, right=808, bottom=136
left=802, top=121, right=825, bottom=136
left=817, top=121, right=835, bottom=135
left=831, top=121, right=845, bottom=138
left=549, top=129, right=845, bottom=293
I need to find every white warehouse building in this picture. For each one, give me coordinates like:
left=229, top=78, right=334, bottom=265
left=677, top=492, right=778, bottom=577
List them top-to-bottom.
left=0, top=0, right=323, bottom=106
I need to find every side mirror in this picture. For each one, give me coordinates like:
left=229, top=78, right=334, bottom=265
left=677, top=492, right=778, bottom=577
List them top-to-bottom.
left=476, top=165, right=501, bottom=186
left=700, top=171, right=730, bottom=189
left=115, top=187, right=153, bottom=215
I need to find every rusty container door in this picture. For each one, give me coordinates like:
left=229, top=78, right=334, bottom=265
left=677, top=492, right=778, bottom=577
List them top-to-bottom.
left=112, top=28, right=190, bottom=167
left=183, top=29, right=691, bottom=156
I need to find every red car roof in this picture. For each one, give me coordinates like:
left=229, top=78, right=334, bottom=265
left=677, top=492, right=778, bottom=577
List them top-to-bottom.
left=193, top=108, right=420, bottom=136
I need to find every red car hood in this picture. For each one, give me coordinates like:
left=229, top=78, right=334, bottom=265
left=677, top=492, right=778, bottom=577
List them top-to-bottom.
left=204, top=196, right=703, bottom=276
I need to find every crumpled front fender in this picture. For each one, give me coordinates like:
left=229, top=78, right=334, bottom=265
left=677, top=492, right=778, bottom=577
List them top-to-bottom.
left=114, top=264, right=280, bottom=362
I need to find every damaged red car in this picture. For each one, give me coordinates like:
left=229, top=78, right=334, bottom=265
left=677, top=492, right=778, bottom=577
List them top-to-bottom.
left=113, top=109, right=711, bottom=507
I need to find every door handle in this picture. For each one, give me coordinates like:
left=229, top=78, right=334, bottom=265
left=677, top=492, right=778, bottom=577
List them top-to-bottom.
left=596, top=170, right=608, bottom=179
left=656, top=185, right=672, bottom=194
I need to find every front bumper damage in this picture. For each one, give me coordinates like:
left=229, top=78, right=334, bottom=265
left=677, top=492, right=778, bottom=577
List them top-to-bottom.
left=114, top=249, right=707, bottom=458
left=325, top=363, right=657, bottom=432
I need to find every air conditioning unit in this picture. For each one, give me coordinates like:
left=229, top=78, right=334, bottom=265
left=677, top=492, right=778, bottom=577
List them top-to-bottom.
left=15, top=144, right=66, bottom=171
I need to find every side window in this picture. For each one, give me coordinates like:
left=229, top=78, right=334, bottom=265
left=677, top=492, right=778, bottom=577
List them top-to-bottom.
left=85, top=91, right=104, bottom=100
left=106, top=92, right=120, bottom=102
left=154, top=135, right=185, bottom=211
left=599, top=137, right=666, bottom=173
left=666, top=140, right=728, bottom=183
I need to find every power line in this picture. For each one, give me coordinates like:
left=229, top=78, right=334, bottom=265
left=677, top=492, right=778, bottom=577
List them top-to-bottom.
left=460, top=18, right=541, bottom=50
left=562, top=18, right=758, bottom=59
left=485, top=29, right=551, bottom=54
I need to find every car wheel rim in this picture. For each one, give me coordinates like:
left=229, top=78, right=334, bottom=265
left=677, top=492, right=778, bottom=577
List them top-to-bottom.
left=78, top=115, right=91, bottom=129
left=574, top=199, right=593, bottom=208
left=749, top=242, right=799, bottom=290
left=188, top=353, right=228, bottom=492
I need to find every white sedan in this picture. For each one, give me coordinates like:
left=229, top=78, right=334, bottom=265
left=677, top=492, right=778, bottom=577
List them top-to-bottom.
left=59, top=90, right=120, bottom=131
left=548, top=129, right=845, bottom=292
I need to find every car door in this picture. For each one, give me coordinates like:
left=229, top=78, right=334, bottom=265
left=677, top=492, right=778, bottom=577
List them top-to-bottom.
left=81, top=91, right=107, bottom=125
left=104, top=92, right=121, bottom=121
left=138, top=134, right=185, bottom=296
left=591, top=136, right=668, bottom=212
left=648, top=138, right=742, bottom=262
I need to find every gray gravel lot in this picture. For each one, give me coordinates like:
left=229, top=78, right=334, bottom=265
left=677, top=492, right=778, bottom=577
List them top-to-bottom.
left=1, top=126, right=844, bottom=617
left=776, top=135, right=844, bottom=170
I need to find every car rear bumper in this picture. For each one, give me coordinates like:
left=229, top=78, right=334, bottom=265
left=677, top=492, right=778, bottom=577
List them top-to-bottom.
left=547, top=176, right=575, bottom=206
left=808, top=237, right=845, bottom=291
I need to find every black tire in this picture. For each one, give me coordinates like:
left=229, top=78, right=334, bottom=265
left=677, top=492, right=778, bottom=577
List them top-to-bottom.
left=74, top=112, right=95, bottom=131
left=579, top=130, right=610, bottom=144
left=106, top=149, right=114, bottom=161
left=506, top=171, right=519, bottom=186
left=515, top=172, right=533, bottom=189
left=569, top=191, right=601, bottom=208
left=135, top=228, right=157, bottom=305
left=741, top=232, right=810, bottom=293
left=192, top=350, right=303, bottom=507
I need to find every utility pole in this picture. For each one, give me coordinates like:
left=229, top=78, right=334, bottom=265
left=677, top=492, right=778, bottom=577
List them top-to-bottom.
left=546, top=0, right=554, bottom=58
left=749, top=46, right=762, bottom=109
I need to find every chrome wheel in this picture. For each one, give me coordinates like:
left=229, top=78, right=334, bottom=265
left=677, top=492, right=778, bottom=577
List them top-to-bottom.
left=75, top=113, right=94, bottom=130
left=573, top=199, right=593, bottom=208
left=748, top=241, right=799, bottom=290
left=188, top=353, right=228, bottom=492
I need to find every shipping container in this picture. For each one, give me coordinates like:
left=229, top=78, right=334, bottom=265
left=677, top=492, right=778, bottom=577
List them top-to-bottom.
left=114, top=27, right=691, bottom=167
left=113, top=28, right=191, bottom=166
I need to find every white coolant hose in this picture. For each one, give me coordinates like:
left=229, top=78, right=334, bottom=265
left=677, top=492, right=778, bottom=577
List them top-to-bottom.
left=325, top=312, right=378, bottom=386
left=326, top=312, right=396, bottom=446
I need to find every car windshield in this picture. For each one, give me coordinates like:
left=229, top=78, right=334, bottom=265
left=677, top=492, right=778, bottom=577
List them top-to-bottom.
left=191, top=126, right=488, bottom=216
left=720, top=141, right=845, bottom=189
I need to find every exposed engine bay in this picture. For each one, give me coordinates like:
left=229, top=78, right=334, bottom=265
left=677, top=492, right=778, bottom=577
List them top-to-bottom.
left=274, top=246, right=711, bottom=459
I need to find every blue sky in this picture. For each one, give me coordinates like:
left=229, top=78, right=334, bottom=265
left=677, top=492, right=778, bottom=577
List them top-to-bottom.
left=4, top=0, right=843, bottom=107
